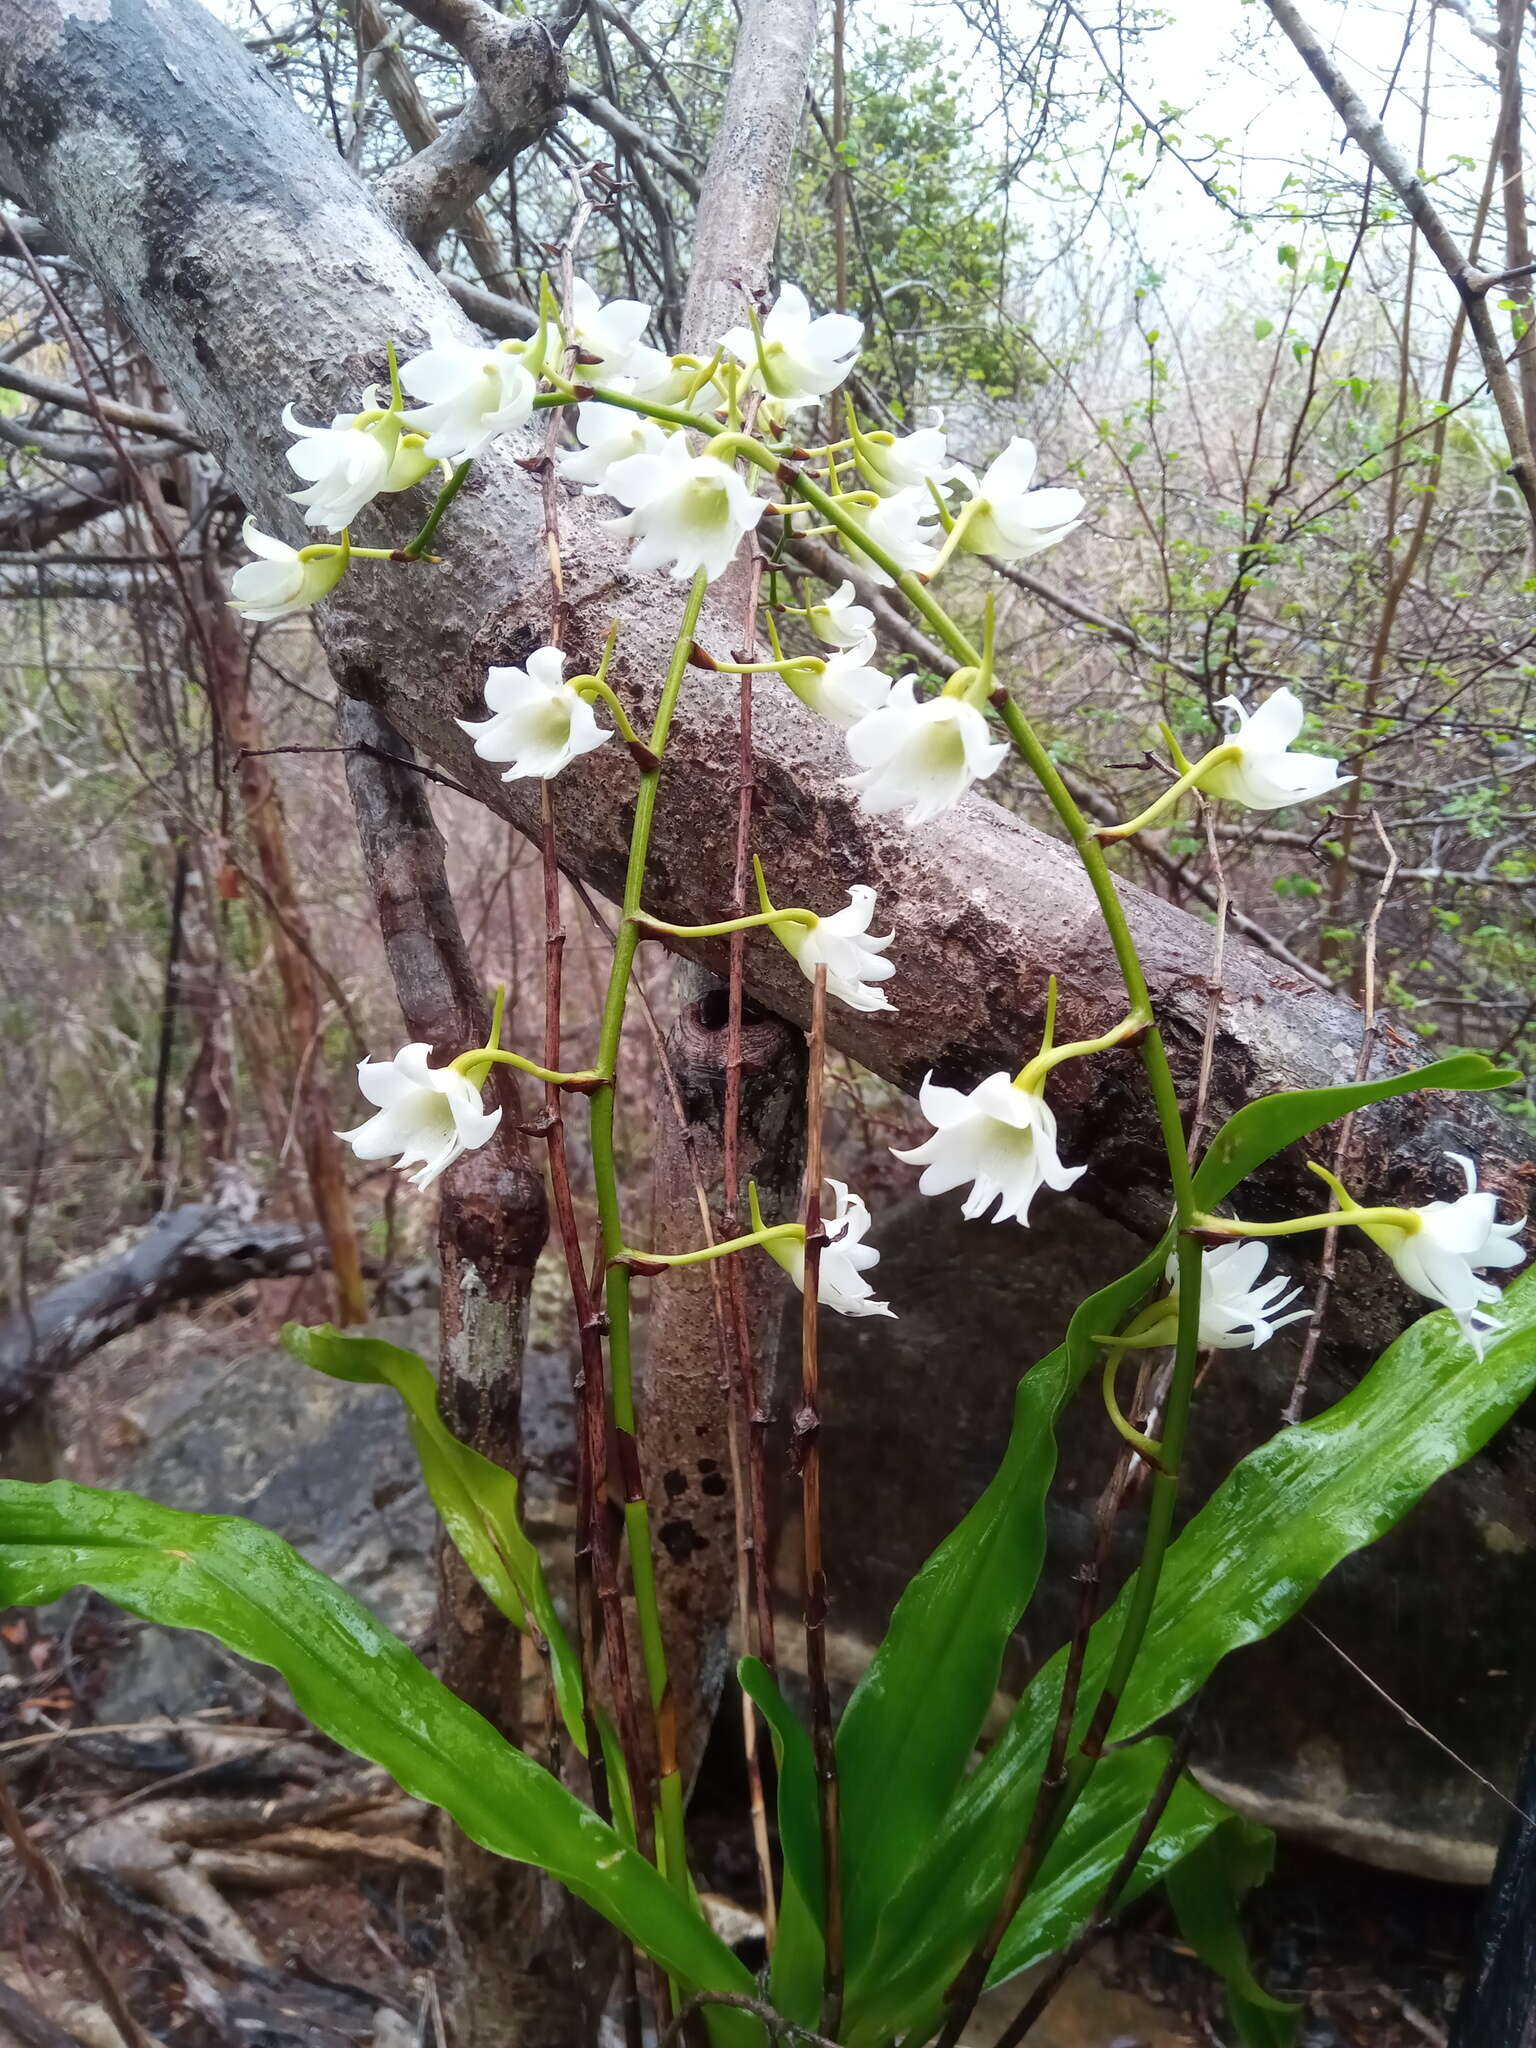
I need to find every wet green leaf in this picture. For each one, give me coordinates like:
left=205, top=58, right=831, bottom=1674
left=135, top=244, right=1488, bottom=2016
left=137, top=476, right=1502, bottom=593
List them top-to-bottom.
left=1192, top=1051, right=1519, bottom=1211
left=845, top=1261, right=1536, bottom=2040
left=282, top=1323, right=586, bottom=1756
left=0, top=1479, right=758, bottom=2042
left=739, top=1656, right=825, bottom=2028
left=1166, top=1823, right=1299, bottom=2047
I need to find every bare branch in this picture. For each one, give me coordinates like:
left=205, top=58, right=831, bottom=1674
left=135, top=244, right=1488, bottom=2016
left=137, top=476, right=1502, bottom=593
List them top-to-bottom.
left=1264, top=0, right=1536, bottom=534
left=372, top=1, right=565, bottom=250
left=566, top=84, right=701, bottom=197
left=0, top=357, right=204, bottom=448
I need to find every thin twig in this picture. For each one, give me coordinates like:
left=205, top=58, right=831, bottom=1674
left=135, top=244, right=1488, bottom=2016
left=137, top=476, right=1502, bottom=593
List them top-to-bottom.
left=1185, top=798, right=1229, bottom=1165
left=1283, top=811, right=1399, bottom=1424
left=797, top=964, right=842, bottom=2036
left=991, top=1719, right=1198, bottom=2048
left=0, top=1772, right=159, bottom=2048
left=658, top=1990, right=840, bottom=2048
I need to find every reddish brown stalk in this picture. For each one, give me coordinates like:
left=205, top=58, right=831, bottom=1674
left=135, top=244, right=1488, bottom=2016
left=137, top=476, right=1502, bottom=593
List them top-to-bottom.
left=719, top=510, right=779, bottom=1680
left=716, top=516, right=782, bottom=1933
left=540, top=788, right=647, bottom=2048
left=797, top=965, right=842, bottom=2036
left=932, top=1441, right=1139, bottom=2048
left=989, top=1719, right=1197, bottom=2048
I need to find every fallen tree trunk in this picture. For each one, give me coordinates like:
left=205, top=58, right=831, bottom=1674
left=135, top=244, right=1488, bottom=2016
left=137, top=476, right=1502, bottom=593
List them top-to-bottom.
left=1, top=0, right=1530, bottom=1354
left=0, top=1206, right=332, bottom=1418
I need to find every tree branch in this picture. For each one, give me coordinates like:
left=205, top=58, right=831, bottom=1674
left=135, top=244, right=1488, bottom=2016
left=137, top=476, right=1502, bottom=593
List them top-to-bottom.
left=3, top=0, right=1527, bottom=1322
left=372, top=0, right=566, bottom=251
left=1264, top=0, right=1536, bottom=534
left=0, top=357, right=204, bottom=448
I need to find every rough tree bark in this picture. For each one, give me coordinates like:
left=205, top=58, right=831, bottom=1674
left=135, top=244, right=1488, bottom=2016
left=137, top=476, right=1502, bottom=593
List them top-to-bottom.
left=0, top=0, right=1529, bottom=1353
left=639, top=0, right=822, bottom=1781
left=340, top=700, right=566, bottom=2048
left=644, top=989, right=807, bottom=1782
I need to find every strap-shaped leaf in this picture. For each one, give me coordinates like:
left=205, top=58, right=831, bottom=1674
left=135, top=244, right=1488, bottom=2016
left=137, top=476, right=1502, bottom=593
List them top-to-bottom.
left=835, top=1051, right=1515, bottom=1987
left=1191, top=1052, right=1518, bottom=1210
left=834, top=1251, right=1162, bottom=1974
left=845, top=1261, right=1536, bottom=2038
left=282, top=1323, right=586, bottom=1755
left=0, top=1479, right=758, bottom=2041
left=739, top=1657, right=825, bottom=2029
left=850, top=1742, right=1248, bottom=2048
left=1166, top=1822, right=1300, bottom=2048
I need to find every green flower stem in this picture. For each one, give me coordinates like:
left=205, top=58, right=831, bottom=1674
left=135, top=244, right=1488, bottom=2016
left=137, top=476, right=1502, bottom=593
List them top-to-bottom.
left=386, top=338, right=404, bottom=412
left=540, top=385, right=719, bottom=436
left=403, top=459, right=472, bottom=559
left=823, top=463, right=1214, bottom=2047
left=298, top=544, right=409, bottom=562
left=586, top=568, right=710, bottom=1906
left=704, top=656, right=822, bottom=678
left=575, top=674, right=644, bottom=750
left=1094, top=745, right=1240, bottom=842
left=633, top=908, right=816, bottom=941
left=485, top=980, right=507, bottom=1053
left=1013, top=1009, right=1148, bottom=1094
left=452, top=1048, right=601, bottom=1091
left=1195, top=1205, right=1418, bottom=1239
left=619, top=1224, right=806, bottom=1270
left=1082, top=1227, right=1204, bottom=1750
left=1101, top=1346, right=1167, bottom=1465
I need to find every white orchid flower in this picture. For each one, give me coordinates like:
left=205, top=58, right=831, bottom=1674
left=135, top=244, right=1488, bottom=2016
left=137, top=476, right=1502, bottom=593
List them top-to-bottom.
left=569, top=279, right=663, bottom=383
left=719, top=282, right=862, bottom=411
left=398, top=339, right=536, bottom=460
left=628, top=351, right=702, bottom=407
left=334, top=386, right=436, bottom=493
left=557, top=401, right=671, bottom=496
left=283, top=405, right=393, bottom=531
left=854, top=421, right=961, bottom=495
left=602, top=434, right=767, bottom=582
left=950, top=438, right=1085, bottom=561
left=839, top=486, right=941, bottom=585
left=228, top=521, right=349, bottom=622
left=805, top=578, right=876, bottom=650
left=790, top=636, right=893, bottom=729
left=458, top=646, right=612, bottom=781
left=844, top=677, right=1008, bottom=825
left=1199, top=688, right=1353, bottom=813
left=775, top=886, right=895, bottom=1014
left=338, top=1043, right=502, bottom=1190
left=893, top=1071, right=1085, bottom=1226
left=1363, top=1153, right=1526, bottom=1358
left=765, top=1179, right=894, bottom=1318
left=1167, top=1241, right=1310, bottom=1351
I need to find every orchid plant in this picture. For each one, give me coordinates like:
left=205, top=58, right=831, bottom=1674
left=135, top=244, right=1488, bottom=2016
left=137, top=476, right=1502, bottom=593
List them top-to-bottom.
left=4, top=266, right=1532, bottom=2048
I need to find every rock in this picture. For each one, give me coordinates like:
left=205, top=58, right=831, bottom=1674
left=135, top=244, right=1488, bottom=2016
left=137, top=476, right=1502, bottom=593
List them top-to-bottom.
left=785, top=1189, right=1535, bottom=1886
left=14, top=1190, right=1531, bottom=1889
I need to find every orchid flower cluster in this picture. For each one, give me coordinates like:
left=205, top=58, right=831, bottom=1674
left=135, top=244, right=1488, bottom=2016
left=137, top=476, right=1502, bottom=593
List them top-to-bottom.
left=236, top=272, right=1527, bottom=1372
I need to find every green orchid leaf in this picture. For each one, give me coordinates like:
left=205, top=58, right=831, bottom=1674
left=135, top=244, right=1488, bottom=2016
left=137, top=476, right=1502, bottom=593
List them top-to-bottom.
left=836, top=1045, right=1514, bottom=1980
left=1192, top=1051, right=1519, bottom=1210
left=835, top=1249, right=1165, bottom=1978
left=847, top=1261, right=1536, bottom=2038
left=282, top=1323, right=586, bottom=1756
left=0, top=1479, right=758, bottom=2045
left=739, top=1656, right=825, bottom=2029
left=597, top=1709, right=638, bottom=1851
left=855, top=1743, right=1249, bottom=2048
left=1166, top=1822, right=1299, bottom=2048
